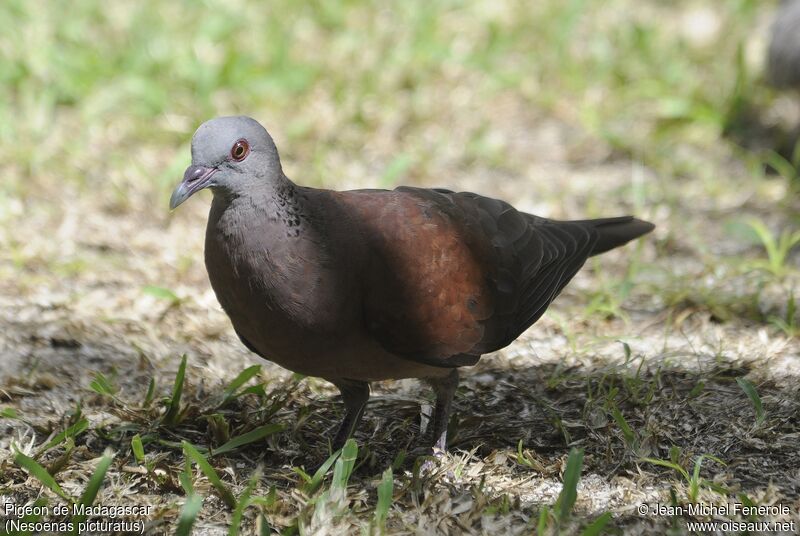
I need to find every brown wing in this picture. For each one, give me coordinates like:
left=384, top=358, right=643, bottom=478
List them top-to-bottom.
left=337, top=187, right=600, bottom=367
left=435, top=190, right=599, bottom=353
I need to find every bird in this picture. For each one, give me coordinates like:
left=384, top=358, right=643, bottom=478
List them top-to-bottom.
left=767, top=0, right=800, bottom=90
left=170, top=116, right=655, bottom=454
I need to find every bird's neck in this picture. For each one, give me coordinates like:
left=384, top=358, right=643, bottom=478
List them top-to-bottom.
left=212, top=172, right=298, bottom=210
left=205, top=173, right=325, bottom=295
left=208, top=174, right=312, bottom=250
left=204, top=175, right=352, bottom=345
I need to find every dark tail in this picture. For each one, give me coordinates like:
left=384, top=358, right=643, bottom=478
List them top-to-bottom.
left=571, top=216, right=655, bottom=256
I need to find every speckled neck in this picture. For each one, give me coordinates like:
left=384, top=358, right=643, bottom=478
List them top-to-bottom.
left=271, top=180, right=311, bottom=238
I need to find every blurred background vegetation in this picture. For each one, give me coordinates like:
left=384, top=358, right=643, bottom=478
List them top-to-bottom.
left=0, top=0, right=793, bottom=207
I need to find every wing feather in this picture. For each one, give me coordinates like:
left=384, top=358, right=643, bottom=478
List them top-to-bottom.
left=343, top=187, right=602, bottom=365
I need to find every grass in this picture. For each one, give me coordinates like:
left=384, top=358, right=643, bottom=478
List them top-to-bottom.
left=0, top=0, right=782, bottom=199
left=1, top=0, right=799, bottom=533
left=744, top=218, right=800, bottom=278
left=6, top=352, right=799, bottom=532
left=163, top=354, right=187, bottom=427
left=7, top=366, right=381, bottom=534
left=736, top=377, right=766, bottom=427
left=12, top=447, right=115, bottom=534
left=641, top=450, right=728, bottom=504
left=373, top=467, right=394, bottom=534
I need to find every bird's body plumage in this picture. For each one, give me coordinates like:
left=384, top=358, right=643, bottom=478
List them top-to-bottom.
left=171, top=116, right=655, bottom=451
left=203, top=174, right=652, bottom=382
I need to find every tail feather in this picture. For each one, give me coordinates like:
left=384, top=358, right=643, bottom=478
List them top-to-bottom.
left=570, top=216, right=655, bottom=256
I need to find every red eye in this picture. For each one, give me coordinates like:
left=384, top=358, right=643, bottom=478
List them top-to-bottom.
left=231, top=139, right=249, bottom=161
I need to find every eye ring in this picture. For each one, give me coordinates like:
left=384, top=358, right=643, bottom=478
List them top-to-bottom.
left=231, top=139, right=250, bottom=161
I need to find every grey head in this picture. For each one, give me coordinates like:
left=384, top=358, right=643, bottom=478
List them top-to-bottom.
left=170, top=116, right=283, bottom=209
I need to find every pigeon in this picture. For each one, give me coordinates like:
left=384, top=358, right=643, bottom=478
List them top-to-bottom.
left=767, top=0, right=800, bottom=89
left=170, top=116, right=654, bottom=453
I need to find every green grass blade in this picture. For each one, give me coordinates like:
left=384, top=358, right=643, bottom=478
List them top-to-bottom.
left=761, top=152, right=798, bottom=185
left=745, top=218, right=783, bottom=275
left=142, top=284, right=181, bottom=304
left=787, top=292, right=797, bottom=326
left=164, top=354, right=187, bottom=426
left=220, top=365, right=261, bottom=405
left=89, top=373, right=118, bottom=397
left=143, top=377, right=156, bottom=408
left=736, top=377, right=765, bottom=425
left=688, top=381, right=705, bottom=398
left=238, top=384, right=267, bottom=398
left=1, top=407, right=19, bottom=419
left=610, top=407, right=636, bottom=448
left=37, top=418, right=89, bottom=455
left=212, top=423, right=284, bottom=456
left=131, top=434, right=146, bottom=465
left=157, top=439, right=186, bottom=450
left=331, top=439, right=358, bottom=491
left=516, top=439, right=538, bottom=468
left=182, top=441, right=236, bottom=508
left=669, top=446, right=681, bottom=465
left=555, top=447, right=584, bottom=523
left=302, top=449, right=342, bottom=494
left=14, top=450, right=72, bottom=501
left=70, top=450, right=114, bottom=535
left=698, top=454, right=726, bottom=467
left=689, top=455, right=703, bottom=502
left=180, top=456, right=194, bottom=496
left=641, top=457, right=690, bottom=481
left=293, top=466, right=313, bottom=485
left=373, top=467, right=393, bottom=534
left=228, top=468, right=262, bottom=536
left=249, top=486, right=277, bottom=508
left=738, top=493, right=759, bottom=521
left=175, top=494, right=203, bottom=536
left=16, top=497, right=49, bottom=536
left=537, top=506, right=550, bottom=534
left=580, top=511, right=612, bottom=536
left=258, top=514, right=272, bottom=536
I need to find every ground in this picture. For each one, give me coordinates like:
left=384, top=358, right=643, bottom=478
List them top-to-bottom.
left=1, top=1, right=799, bottom=535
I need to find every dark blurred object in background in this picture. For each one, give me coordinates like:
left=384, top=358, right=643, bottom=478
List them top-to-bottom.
left=723, top=0, right=800, bottom=178
left=763, top=0, right=800, bottom=179
left=767, top=0, right=800, bottom=90
left=767, top=0, right=800, bottom=89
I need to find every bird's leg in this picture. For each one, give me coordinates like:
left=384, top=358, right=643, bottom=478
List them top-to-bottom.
left=427, top=369, right=459, bottom=454
left=330, top=379, right=370, bottom=450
